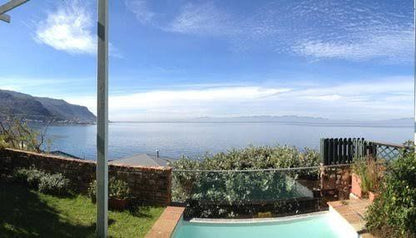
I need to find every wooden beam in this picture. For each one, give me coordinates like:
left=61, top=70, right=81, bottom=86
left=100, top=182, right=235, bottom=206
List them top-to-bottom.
left=0, top=0, right=30, bottom=15
left=96, top=0, right=109, bottom=237
left=0, top=14, right=10, bottom=23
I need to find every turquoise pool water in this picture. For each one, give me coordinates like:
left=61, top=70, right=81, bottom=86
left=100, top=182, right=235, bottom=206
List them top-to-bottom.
left=172, top=213, right=356, bottom=238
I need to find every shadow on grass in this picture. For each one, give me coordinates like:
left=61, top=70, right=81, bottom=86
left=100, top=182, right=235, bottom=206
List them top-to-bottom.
left=0, top=182, right=95, bottom=238
left=128, top=205, right=153, bottom=218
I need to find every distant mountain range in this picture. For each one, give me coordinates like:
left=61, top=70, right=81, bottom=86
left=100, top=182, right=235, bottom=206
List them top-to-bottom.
left=1, top=88, right=411, bottom=127
left=0, top=89, right=96, bottom=124
left=117, top=116, right=413, bottom=128
left=188, top=116, right=413, bottom=127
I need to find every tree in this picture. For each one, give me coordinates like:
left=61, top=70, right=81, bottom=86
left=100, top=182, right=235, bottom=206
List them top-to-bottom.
left=0, top=118, right=51, bottom=152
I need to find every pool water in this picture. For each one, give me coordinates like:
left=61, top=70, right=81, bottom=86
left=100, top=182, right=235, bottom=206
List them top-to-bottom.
left=172, top=213, right=357, bottom=238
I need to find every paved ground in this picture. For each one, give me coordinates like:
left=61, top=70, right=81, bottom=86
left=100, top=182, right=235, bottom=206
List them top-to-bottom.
left=328, top=199, right=375, bottom=237
left=146, top=206, right=185, bottom=238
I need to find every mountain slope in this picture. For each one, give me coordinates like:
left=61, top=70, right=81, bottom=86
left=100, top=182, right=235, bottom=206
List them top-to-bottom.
left=0, top=89, right=96, bottom=124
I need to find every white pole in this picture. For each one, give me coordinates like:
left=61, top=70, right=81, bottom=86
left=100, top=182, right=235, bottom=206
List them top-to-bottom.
left=96, top=0, right=108, bottom=237
left=414, top=0, right=416, bottom=150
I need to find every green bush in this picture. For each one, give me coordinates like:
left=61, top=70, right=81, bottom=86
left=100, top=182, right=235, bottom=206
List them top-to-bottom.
left=171, top=145, right=320, bottom=203
left=173, top=145, right=320, bottom=171
left=365, top=154, right=416, bottom=237
left=352, top=157, right=384, bottom=195
left=13, top=167, right=71, bottom=195
left=14, top=167, right=45, bottom=188
left=38, top=173, right=70, bottom=195
left=89, top=177, right=131, bottom=200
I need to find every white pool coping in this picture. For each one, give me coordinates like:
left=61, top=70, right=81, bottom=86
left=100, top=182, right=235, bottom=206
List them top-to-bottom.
left=328, top=206, right=360, bottom=238
left=189, top=211, right=329, bottom=224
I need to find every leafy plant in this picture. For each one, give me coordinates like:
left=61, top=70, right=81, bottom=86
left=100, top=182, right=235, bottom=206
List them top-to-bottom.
left=171, top=145, right=320, bottom=203
left=365, top=153, right=416, bottom=238
left=352, top=157, right=383, bottom=194
left=13, top=167, right=70, bottom=195
left=14, top=167, right=45, bottom=188
left=38, top=173, right=70, bottom=195
left=89, top=177, right=131, bottom=200
left=109, top=178, right=130, bottom=199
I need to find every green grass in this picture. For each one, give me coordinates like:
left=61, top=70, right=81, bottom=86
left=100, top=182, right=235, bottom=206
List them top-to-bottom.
left=0, top=182, right=164, bottom=238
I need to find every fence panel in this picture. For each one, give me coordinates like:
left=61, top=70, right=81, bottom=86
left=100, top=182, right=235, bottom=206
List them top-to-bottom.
left=321, top=138, right=410, bottom=165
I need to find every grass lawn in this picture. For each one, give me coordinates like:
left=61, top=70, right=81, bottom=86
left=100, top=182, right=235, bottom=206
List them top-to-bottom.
left=0, top=181, right=164, bottom=238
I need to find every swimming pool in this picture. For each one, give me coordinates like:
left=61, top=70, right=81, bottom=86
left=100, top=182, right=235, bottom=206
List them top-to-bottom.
left=172, top=212, right=358, bottom=238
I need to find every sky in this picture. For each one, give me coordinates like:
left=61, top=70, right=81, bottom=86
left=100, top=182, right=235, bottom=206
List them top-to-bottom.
left=0, top=0, right=414, bottom=121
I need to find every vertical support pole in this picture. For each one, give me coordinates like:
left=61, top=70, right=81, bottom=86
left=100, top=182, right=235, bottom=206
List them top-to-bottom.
left=97, top=0, right=108, bottom=237
left=414, top=0, right=416, bottom=151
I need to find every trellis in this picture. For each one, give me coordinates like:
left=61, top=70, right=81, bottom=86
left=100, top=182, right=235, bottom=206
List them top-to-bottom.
left=320, top=138, right=410, bottom=165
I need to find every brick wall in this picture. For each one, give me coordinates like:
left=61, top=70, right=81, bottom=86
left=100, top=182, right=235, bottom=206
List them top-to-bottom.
left=0, top=148, right=172, bottom=206
left=320, top=164, right=351, bottom=200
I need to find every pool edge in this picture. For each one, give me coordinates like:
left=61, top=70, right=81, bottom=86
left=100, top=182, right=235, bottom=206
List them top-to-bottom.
left=189, top=211, right=329, bottom=224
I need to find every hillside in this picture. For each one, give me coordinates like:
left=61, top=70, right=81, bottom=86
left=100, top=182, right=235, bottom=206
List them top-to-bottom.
left=0, top=90, right=96, bottom=124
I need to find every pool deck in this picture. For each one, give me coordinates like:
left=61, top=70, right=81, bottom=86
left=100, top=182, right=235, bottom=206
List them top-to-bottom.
left=328, top=199, right=375, bottom=238
left=145, top=206, right=185, bottom=238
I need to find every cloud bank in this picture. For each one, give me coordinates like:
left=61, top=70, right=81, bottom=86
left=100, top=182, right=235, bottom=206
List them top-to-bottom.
left=61, top=77, right=413, bottom=121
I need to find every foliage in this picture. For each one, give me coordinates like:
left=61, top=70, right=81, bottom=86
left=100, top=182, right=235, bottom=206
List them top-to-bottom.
left=0, top=118, right=51, bottom=152
left=0, top=134, right=8, bottom=149
left=171, top=145, right=320, bottom=203
left=175, top=145, right=320, bottom=170
left=365, top=153, right=416, bottom=238
left=352, top=157, right=384, bottom=194
left=13, top=167, right=71, bottom=195
left=14, top=167, right=46, bottom=188
left=38, top=173, right=70, bottom=195
left=89, top=177, right=131, bottom=200
left=109, top=178, right=131, bottom=199
left=0, top=181, right=163, bottom=237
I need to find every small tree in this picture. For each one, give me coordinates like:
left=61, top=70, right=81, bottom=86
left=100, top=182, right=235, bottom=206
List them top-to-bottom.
left=0, top=118, right=51, bottom=152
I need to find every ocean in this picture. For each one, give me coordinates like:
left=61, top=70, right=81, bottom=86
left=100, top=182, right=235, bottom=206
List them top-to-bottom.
left=41, top=122, right=413, bottom=160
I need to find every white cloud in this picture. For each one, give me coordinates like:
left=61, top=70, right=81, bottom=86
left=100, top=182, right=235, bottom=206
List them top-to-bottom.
left=125, top=0, right=155, bottom=24
left=125, top=0, right=412, bottom=63
left=35, top=1, right=96, bottom=55
left=166, top=2, right=236, bottom=36
left=294, top=29, right=413, bottom=62
left=2, top=76, right=411, bottom=121
left=62, top=77, right=413, bottom=121
left=66, top=86, right=290, bottom=120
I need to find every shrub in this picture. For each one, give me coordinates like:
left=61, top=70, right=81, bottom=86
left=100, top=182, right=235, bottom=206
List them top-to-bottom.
left=171, top=145, right=320, bottom=203
left=173, top=145, right=320, bottom=171
left=365, top=154, right=416, bottom=237
left=352, top=157, right=384, bottom=194
left=13, top=167, right=71, bottom=195
left=14, top=167, right=45, bottom=189
left=38, top=173, right=70, bottom=195
left=88, top=177, right=131, bottom=200
left=109, top=178, right=130, bottom=199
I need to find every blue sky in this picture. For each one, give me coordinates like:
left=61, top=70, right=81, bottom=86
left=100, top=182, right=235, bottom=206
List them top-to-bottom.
left=0, top=0, right=413, bottom=121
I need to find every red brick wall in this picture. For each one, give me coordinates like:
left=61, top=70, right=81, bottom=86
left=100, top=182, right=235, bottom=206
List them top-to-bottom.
left=0, top=148, right=172, bottom=206
left=320, top=164, right=351, bottom=200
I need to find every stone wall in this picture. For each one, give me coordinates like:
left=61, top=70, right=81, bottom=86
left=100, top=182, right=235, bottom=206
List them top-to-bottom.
left=0, top=148, right=172, bottom=206
left=320, top=164, right=351, bottom=200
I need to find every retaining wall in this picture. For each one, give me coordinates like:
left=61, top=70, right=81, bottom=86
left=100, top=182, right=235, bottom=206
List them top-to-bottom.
left=0, top=148, right=171, bottom=206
